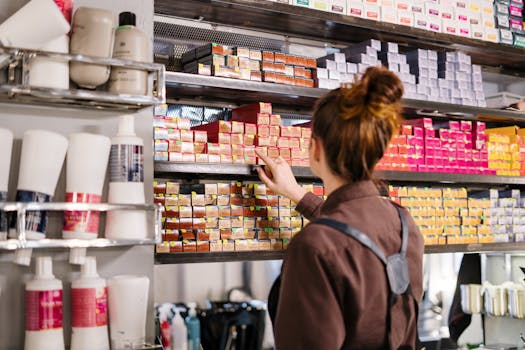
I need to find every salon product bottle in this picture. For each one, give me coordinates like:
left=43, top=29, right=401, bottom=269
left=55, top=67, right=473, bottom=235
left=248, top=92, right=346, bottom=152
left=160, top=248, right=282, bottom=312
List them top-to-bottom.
left=69, top=7, right=114, bottom=89
left=108, top=12, right=149, bottom=95
left=29, top=35, right=69, bottom=90
left=105, top=115, right=147, bottom=239
left=0, top=128, right=13, bottom=240
left=24, top=257, right=65, bottom=350
left=70, top=257, right=109, bottom=350
left=185, top=303, right=200, bottom=350
left=171, top=309, right=187, bottom=350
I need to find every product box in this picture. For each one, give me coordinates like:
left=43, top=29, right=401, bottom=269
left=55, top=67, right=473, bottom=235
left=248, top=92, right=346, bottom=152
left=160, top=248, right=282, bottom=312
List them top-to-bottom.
left=311, top=0, right=329, bottom=11
left=330, top=0, right=347, bottom=13
left=347, top=0, right=364, bottom=17
left=397, top=10, right=414, bottom=26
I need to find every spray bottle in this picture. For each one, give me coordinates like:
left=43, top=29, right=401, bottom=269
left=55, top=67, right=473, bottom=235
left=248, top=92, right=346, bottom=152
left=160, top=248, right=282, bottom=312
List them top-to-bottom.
left=24, top=257, right=64, bottom=350
left=70, top=257, right=109, bottom=350
left=156, top=303, right=174, bottom=350
left=185, top=303, right=201, bottom=350
left=171, top=308, right=187, bottom=350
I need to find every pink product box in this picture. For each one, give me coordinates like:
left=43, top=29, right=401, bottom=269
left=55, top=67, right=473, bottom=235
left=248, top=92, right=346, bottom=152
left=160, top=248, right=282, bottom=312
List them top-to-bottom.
left=510, top=6, right=523, bottom=18
left=405, top=118, right=433, bottom=129
left=449, top=121, right=460, bottom=130
left=460, top=121, right=472, bottom=132
left=473, top=121, right=486, bottom=132
left=413, top=127, right=424, bottom=138
left=425, top=128, right=436, bottom=137
left=407, top=136, right=424, bottom=147
left=425, top=137, right=441, bottom=148
left=408, top=147, right=424, bottom=157
left=480, top=151, right=489, bottom=161
left=408, top=155, right=425, bottom=165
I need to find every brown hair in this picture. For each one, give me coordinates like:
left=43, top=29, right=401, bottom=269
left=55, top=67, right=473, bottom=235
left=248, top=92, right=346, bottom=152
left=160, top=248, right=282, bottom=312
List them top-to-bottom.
left=311, top=66, right=403, bottom=182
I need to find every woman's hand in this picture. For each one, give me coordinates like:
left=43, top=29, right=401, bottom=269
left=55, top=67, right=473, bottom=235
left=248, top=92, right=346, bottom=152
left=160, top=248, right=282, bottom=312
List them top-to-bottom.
left=255, top=149, right=307, bottom=204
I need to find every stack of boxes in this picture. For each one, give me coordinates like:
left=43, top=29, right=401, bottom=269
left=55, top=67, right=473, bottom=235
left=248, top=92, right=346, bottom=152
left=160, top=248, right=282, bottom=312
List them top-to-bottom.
left=286, top=0, right=516, bottom=45
left=182, top=43, right=317, bottom=87
left=153, top=113, right=199, bottom=163
left=485, top=125, right=524, bottom=176
left=155, top=180, right=324, bottom=254
left=389, top=185, right=492, bottom=245
left=489, top=189, right=525, bottom=242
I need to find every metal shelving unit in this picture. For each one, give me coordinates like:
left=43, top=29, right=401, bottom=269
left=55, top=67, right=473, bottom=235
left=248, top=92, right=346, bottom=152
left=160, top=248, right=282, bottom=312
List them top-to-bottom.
left=155, top=0, right=525, bottom=73
left=0, top=46, right=166, bottom=111
left=166, top=72, right=525, bottom=123
left=154, top=161, right=525, bottom=186
left=0, top=202, right=163, bottom=250
left=154, top=242, right=525, bottom=263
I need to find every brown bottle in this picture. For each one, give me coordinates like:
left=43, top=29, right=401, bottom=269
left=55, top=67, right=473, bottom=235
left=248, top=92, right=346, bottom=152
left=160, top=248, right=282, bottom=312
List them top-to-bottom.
left=108, top=12, right=149, bottom=96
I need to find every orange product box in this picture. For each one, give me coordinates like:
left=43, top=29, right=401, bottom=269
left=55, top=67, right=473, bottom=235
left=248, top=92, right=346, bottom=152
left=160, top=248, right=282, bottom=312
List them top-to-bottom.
left=262, top=51, right=275, bottom=62
left=274, top=52, right=286, bottom=63
left=262, top=61, right=275, bottom=72
left=273, top=63, right=286, bottom=74
left=294, top=66, right=307, bottom=78
left=304, top=69, right=312, bottom=79
left=250, top=70, right=262, bottom=81
left=192, top=120, right=232, bottom=134
left=231, top=121, right=244, bottom=134
left=245, top=123, right=257, bottom=134
left=258, top=124, right=270, bottom=137
left=269, top=125, right=280, bottom=137
left=280, top=126, right=293, bottom=137
left=180, top=130, right=193, bottom=143
left=193, top=130, right=207, bottom=143
left=218, top=133, right=231, bottom=144
left=231, top=133, right=243, bottom=145
left=243, top=134, right=255, bottom=146
left=256, top=136, right=272, bottom=147
left=278, top=137, right=290, bottom=148
left=300, top=137, right=311, bottom=149
left=289, top=138, right=300, bottom=149
left=168, top=141, right=194, bottom=153
left=194, top=142, right=206, bottom=154
left=207, top=143, right=221, bottom=155
left=219, top=143, right=231, bottom=156
left=231, top=145, right=244, bottom=157
left=244, top=146, right=256, bottom=157
left=268, top=147, right=280, bottom=158
left=279, top=148, right=291, bottom=159
left=290, top=148, right=303, bottom=159
left=195, top=154, right=208, bottom=163
left=220, top=155, right=233, bottom=163
left=232, top=156, right=244, bottom=164
left=193, top=218, right=206, bottom=230
left=180, top=227, right=195, bottom=239
left=207, top=229, right=220, bottom=241
left=221, top=239, right=234, bottom=252
left=271, top=239, right=283, bottom=250
left=182, top=240, right=197, bottom=252
left=210, top=240, right=222, bottom=252
left=259, top=240, right=271, bottom=251
left=169, top=241, right=183, bottom=253
left=156, top=242, right=170, bottom=254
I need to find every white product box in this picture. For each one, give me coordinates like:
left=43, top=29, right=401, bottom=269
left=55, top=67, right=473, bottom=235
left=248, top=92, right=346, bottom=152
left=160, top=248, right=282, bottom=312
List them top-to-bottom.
left=293, top=0, right=310, bottom=7
left=311, top=0, right=330, bottom=11
left=330, top=0, right=347, bottom=13
left=347, top=0, right=364, bottom=17
left=364, top=0, right=379, bottom=3
left=381, top=0, right=394, bottom=6
left=395, top=0, right=412, bottom=11
left=440, top=0, right=456, bottom=6
left=455, top=0, right=467, bottom=9
left=468, top=0, right=481, bottom=13
left=425, top=1, right=440, bottom=17
left=411, top=2, right=424, bottom=14
left=481, top=2, right=494, bottom=16
left=495, top=3, right=509, bottom=15
left=364, top=4, right=380, bottom=20
left=441, top=5, right=454, bottom=20
left=381, top=7, right=397, bottom=22
left=455, top=7, right=470, bottom=22
left=397, top=10, right=414, bottom=26
left=469, top=11, right=481, bottom=26
left=413, top=13, right=429, bottom=30
left=481, top=14, right=495, bottom=28
left=496, top=14, right=510, bottom=29
left=429, top=17, right=441, bottom=31
left=442, top=18, right=458, bottom=35
left=458, top=21, right=471, bottom=37
left=471, top=24, right=484, bottom=40
left=500, top=28, right=513, bottom=43
left=385, top=42, right=399, bottom=53
left=427, top=50, right=437, bottom=60
left=334, top=52, right=346, bottom=63
left=457, top=52, right=471, bottom=64
left=397, top=54, right=407, bottom=64
left=326, top=60, right=337, bottom=70
left=428, top=60, right=438, bottom=70
left=337, top=62, right=347, bottom=72
left=347, top=62, right=358, bottom=73
left=388, top=62, right=400, bottom=71
left=358, top=63, right=370, bottom=73
left=400, top=63, right=410, bottom=73
left=472, top=64, right=481, bottom=75
left=419, top=67, right=429, bottom=77
left=315, top=68, right=329, bottom=79
left=328, top=69, right=341, bottom=80
left=316, top=78, right=332, bottom=89
left=438, top=79, right=451, bottom=88
left=404, top=83, right=416, bottom=93
left=417, top=84, right=430, bottom=95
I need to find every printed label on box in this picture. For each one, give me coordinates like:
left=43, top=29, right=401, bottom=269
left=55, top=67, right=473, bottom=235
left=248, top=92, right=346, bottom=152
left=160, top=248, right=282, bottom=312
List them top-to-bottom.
left=71, top=287, right=107, bottom=327
left=25, top=289, right=63, bottom=330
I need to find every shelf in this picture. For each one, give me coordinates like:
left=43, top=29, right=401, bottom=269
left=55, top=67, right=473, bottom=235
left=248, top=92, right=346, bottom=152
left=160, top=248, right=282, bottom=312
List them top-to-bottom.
left=155, top=0, right=525, bottom=72
left=0, top=46, right=166, bottom=111
left=165, top=72, right=525, bottom=123
left=154, top=161, right=525, bottom=185
left=0, top=202, right=163, bottom=250
left=155, top=243, right=525, bottom=263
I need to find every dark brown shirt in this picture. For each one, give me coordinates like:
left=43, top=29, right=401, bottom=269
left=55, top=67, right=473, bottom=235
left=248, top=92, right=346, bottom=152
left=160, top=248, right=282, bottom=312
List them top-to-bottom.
left=273, top=181, right=424, bottom=349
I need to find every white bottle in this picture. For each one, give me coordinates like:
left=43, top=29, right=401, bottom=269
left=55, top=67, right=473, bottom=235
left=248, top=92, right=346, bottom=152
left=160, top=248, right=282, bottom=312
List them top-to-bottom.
left=108, top=11, right=149, bottom=95
left=29, top=35, right=69, bottom=90
left=105, top=115, right=147, bottom=240
left=24, top=257, right=65, bottom=350
left=70, top=257, right=109, bottom=350
left=171, top=309, right=188, bottom=350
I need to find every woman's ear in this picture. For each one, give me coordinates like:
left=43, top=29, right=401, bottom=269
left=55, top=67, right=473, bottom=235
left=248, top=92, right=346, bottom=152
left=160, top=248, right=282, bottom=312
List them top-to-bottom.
left=311, top=137, right=322, bottom=162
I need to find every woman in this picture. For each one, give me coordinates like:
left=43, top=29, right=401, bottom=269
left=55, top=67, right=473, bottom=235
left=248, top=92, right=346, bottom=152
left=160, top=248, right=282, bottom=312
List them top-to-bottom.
left=255, top=66, right=424, bottom=349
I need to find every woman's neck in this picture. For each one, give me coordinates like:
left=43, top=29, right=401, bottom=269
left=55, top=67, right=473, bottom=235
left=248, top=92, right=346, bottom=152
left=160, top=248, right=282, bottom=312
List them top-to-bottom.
left=322, top=172, right=351, bottom=197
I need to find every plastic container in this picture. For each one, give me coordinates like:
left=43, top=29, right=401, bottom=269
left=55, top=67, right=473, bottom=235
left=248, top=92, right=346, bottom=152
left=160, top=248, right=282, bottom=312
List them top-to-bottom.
left=0, top=0, right=70, bottom=49
left=69, top=7, right=114, bottom=89
left=108, top=12, right=149, bottom=95
left=29, top=35, right=69, bottom=90
left=485, top=92, right=523, bottom=108
left=105, top=115, right=147, bottom=240
left=0, top=128, right=13, bottom=240
left=11, top=130, right=68, bottom=240
left=63, top=133, right=111, bottom=240
left=24, top=257, right=65, bottom=350
left=70, top=257, right=109, bottom=350
left=107, top=275, right=149, bottom=349
left=186, top=303, right=201, bottom=350
left=172, top=309, right=188, bottom=350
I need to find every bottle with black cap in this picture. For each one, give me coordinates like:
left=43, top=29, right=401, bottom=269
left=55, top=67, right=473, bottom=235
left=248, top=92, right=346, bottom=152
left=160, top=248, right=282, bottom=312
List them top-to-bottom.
left=108, top=12, right=149, bottom=96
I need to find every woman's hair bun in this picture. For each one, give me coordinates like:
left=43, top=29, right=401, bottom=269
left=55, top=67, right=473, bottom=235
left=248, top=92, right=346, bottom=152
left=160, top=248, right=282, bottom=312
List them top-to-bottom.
left=359, top=66, right=404, bottom=106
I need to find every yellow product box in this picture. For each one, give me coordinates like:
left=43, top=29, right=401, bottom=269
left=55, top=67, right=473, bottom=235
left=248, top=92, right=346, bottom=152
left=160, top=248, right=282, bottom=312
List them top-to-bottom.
left=486, top=126, right=519, bottom=136
left=510, top=144, right=520, bottom=153
left=512, top=161, right=521, bottom=170
left=397, top=186, right=408, bottom=197
left=444, top=207, right=459, bottom=216
left=468, top=207, right=483, bottom=217
left=459, top=208, right=469, bottom=217
left=435, top=216, right=446, bottom=227
left=446, top=216, right=461, bottom=226
left=463, top=217, right=481, bottom=226
left=477, top=225, right=491, bottom=235
left=433, top=226, right=444, bottom=235
left=444, top=226, right=461, bottom=236
left=461, top=226, right=477, bottom=235
left=419, top=227, right=430, bottom=236
left=446, top=235, right=462, bottom=244
left=464, top=235, right=479, bottom=244
left=479, top=235, right=495, bottom=243
left=423, top=236, right=439, bottom=245
left=438, top=236, right=447, bottom=245
left=234, top=239, right=249, bottom=251
left=223, top=240, right=234, bottom=252
left=258, top=240, right=271, bottom=251
left=156, top=242, right=170, bottom=253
